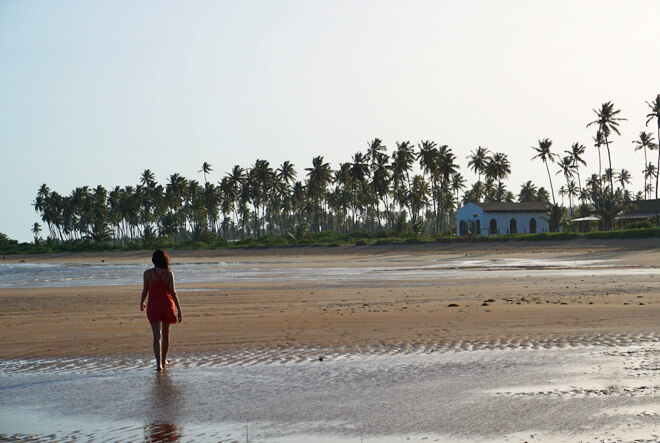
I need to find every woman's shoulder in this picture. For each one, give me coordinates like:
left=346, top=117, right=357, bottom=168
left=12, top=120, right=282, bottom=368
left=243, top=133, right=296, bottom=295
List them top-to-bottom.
left=149, top=267, right=173, bottom=278
left=144, top=268, right=157, bottom=279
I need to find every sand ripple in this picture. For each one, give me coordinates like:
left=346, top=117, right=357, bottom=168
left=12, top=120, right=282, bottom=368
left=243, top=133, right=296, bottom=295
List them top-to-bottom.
left=1, top=331, right=658, bottom=375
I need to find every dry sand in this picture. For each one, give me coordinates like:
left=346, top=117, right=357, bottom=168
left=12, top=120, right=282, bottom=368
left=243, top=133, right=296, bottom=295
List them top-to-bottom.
left=2, top=238, right=659, bottom=361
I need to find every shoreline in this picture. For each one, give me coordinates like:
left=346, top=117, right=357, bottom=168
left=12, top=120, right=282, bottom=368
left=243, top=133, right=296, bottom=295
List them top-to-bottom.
left=5, top=236, right=660, bottom=264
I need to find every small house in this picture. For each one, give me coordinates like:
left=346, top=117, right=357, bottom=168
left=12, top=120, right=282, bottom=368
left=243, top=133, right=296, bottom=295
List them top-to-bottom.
left=615, top=199, right=660, bottom=226
left=456, top=202, right=550, bottom=236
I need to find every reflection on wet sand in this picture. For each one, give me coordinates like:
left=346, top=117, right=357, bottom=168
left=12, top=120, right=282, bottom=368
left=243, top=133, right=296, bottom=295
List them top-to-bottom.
left=1, top=343, right=658, bottom=442
left=147, top=371, right=182, bottom=441
left=144, top=422, right=179, bottom=442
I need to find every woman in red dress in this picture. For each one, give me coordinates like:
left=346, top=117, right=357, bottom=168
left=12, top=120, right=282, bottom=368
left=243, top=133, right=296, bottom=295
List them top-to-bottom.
left=140, top=249, right=183, bottom=371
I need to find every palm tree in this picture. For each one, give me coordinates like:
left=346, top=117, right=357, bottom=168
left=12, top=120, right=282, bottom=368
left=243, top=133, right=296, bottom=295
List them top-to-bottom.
left=646, top=94, right=660, bottom=223
left=587, top=101, right=627, bottom=229
left=592, top=130, right=606, bottom=181
left=633, top=132, right=657, bottom=198
left=366, top=138, right=386, bottom=168
left=531, top=138, right=558, bottom=205
left=417, top=140, right=439, bottom=233
left=417, top=140, right=439, bottom=183
left=391, top=141, right=415, bottom=218
left=392, top=141, right=415, bottom=187
left=565, top=143, right=587, bottom=199
left=435, top=145, right=458, bottom=231
left=467, top=146, right=490, bottom=201
left=348, top=152, right=370, bottom=230
left=370, top=152, right=391, bottom=230
left=486, top=152, right=511, bottom=190
left=556, top=155, right=577, bottom=214
left=556, top=155, right=576, bottom=184
left=305, top=156, right=333, bottom=232
left=250, top=159, right=274, bottom=236
left=273, top=161, right=297, bottom=235
left=276, top=161, right=297, bottom=186
left=199, top=162, right=213, bottom=186
left=644, top=162, right=658, bottom=199
left=332, top=163, right=352, bottom=233
left=225, top=165, right=246, bottom=236
left=140, top=169, right=156, bottom=188
left=617, top=169, right=631, bottom=190
left=450, top=172, right=466, bottom=208
left=237, top=174, right=253, bottom=237
left=409, top=174, right=430, bottom=228
left=482, top=177, right=497, bottom=202
left=184, top=179, right=204, bottom=234
left=566, top=180, right=579, bottom=216
left=518, top=181, right=538, bottom=202
left=202, top=182, right=221, bottom=233
left=497, top=183, right=514, bottom=203
left=33, top=184, right=56, bottom=239
left=558, top=185, right=567, bottom=206
left=107, top=186, right=122, bottom=239
left=536, top=186, right=550, bottom=203
left=545, top=204, right=567, bottom=232
left=31, top=222, right=42, bottom=244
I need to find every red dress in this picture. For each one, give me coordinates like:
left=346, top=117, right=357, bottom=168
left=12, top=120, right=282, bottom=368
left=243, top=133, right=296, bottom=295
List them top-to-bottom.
left=146, top=268, right=177, bottom=324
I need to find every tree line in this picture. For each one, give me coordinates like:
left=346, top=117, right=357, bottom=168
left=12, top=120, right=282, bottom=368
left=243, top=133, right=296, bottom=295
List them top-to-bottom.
left=30, top=95, right=660, bottom=244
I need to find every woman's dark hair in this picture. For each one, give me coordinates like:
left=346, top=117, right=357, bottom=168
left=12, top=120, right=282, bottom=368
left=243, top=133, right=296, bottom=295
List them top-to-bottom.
left=152, top=249, right=170, bottom=269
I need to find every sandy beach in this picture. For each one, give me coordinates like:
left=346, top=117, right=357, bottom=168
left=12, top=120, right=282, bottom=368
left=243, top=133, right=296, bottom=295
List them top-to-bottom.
left=1, top=238, right=660, bottom=441
left=2, top=238, right=660, bottom=360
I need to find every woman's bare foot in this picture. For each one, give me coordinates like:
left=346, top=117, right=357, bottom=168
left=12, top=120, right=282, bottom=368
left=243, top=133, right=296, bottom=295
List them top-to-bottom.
left=163, top=360, right=171, bottom=369
left=157, top=365, right=163, bottom=372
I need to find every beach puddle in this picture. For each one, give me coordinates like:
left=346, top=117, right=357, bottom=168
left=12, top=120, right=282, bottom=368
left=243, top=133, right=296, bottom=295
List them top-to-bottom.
left=1, top=342, right=658, bottom=442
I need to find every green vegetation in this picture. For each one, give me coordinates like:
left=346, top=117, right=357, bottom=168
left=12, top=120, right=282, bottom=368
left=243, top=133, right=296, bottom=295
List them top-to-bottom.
left=583, top=226, right=660, bottom=239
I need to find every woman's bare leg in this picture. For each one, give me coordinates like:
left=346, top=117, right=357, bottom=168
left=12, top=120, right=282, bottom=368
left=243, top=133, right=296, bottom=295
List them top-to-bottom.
left=151, top=321, right=163, bottom=371
left=162, top=322, right=171, bottom=367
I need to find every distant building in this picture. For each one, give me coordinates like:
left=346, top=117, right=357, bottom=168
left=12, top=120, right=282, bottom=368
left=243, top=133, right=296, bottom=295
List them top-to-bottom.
left=569, top=199, right=660, bottom=231
left=615, top=199, right=660, bottom=225
left=456, top=202, right=550, bottom=236
left=567, top=204, right=600, bottom=232
left=568, top=215, right=601, bottom=232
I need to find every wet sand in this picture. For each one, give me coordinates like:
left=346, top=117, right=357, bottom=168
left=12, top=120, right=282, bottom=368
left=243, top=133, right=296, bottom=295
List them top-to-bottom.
left=1, top=239, right=660, bottom=441
left=1, top=344, right=659, bottom=442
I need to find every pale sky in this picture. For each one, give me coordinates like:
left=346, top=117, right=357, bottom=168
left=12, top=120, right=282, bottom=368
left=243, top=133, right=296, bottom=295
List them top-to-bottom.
left=1, top=0, right=659, bottom=242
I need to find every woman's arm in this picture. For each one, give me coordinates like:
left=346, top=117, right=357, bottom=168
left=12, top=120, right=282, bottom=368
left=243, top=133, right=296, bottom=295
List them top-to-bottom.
left=140, top=271, right=149, bottom=311
left=168, top=271, right=183, bottom=322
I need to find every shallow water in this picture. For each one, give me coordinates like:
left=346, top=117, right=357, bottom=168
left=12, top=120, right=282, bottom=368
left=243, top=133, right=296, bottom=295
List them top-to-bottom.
left=0, top=257, right=654, bottom=289
left=1, top=343, right=658, bottom=442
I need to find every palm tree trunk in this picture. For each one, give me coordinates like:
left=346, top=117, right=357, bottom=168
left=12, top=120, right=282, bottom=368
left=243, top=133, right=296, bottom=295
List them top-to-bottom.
left=656, top=124, right=660, bottom=224
left=605, top=139, right=615, bottom=230
left=643, top=147, right=648, bottom=199
left=545, top=161, right=556, bottom=205
left=576, top=170, right=583, bottom=202
left=477, top=172, right=481, bottom=202
left=565, top=174, right=572, bottom=216
left=432, top=182, right=438, bottom=235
